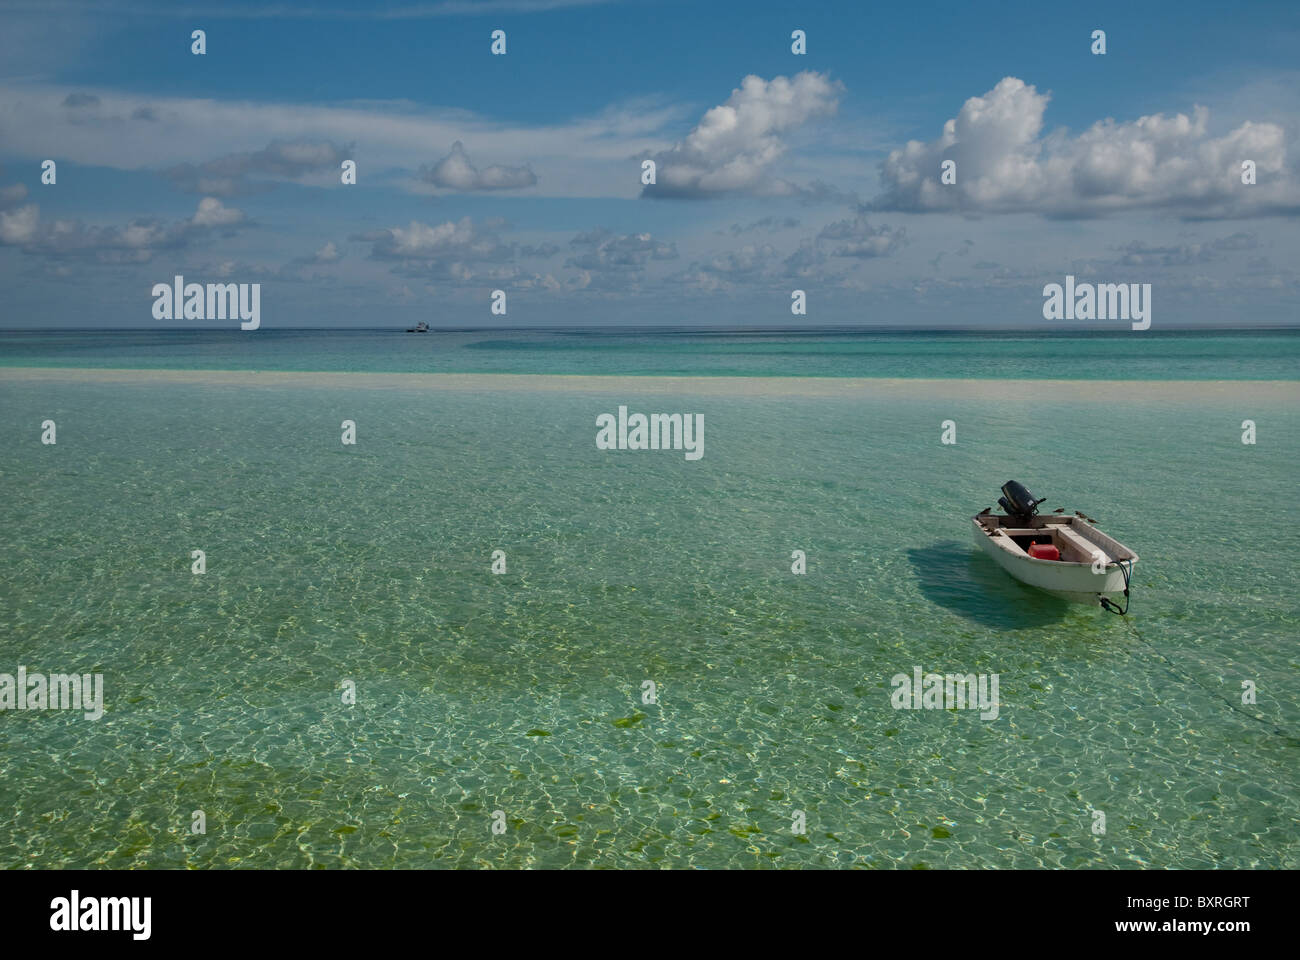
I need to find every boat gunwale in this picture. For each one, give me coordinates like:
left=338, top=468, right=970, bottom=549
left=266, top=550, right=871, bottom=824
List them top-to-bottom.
left=970, top=514, right=1139, bottom=568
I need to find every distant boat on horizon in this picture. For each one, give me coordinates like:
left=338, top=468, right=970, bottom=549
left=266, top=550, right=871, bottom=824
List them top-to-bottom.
left=406, top=321, right=430, bottom=333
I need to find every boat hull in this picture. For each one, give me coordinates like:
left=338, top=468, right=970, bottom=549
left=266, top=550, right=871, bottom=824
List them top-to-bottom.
left=970, top=516, right=1135, bottom=602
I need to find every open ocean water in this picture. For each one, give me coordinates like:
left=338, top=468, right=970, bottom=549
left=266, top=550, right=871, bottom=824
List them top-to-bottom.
left=3, top=327, right=1300, bottom=379
left=0, top=329, right=1297, bottom=869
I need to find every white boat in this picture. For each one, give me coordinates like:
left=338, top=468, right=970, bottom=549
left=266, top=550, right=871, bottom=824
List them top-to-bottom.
left=972, top=481, right=1138, bottom=610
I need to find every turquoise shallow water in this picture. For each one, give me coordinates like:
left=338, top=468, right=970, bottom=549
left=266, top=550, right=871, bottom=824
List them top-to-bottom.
left=3, top=328, right=1299, bottom=379
left=0, top=368, right=1296, bottom=868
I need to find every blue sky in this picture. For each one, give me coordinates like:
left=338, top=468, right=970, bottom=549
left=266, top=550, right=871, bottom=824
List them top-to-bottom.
left=1, top=0, right=1297, bottom=327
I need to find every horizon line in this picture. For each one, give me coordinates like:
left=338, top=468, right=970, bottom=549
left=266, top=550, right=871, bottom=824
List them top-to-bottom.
left=2, top=325, right=1298, bottom=334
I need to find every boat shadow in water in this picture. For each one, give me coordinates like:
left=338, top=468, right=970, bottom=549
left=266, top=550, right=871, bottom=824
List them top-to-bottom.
left=907, top=541, right=1071, bottom=629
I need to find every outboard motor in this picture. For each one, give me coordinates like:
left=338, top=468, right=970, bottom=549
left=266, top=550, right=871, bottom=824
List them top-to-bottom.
left=998, top=480, right=1047, bottom=524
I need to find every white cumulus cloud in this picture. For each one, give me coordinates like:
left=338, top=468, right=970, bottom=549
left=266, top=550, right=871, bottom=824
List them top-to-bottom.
left=643, top=72, right=843, bottom=198
left=874, top=77, right=1297, bottom=218
left=422, top=141, right=537, bottom=191
left=0, top=191, right=250, bottom=261
left=191, top=197, right=248, bottom=227
left=0, top=203, right=39, bottom=244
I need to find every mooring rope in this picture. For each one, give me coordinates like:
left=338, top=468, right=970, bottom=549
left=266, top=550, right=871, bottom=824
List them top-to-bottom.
left=1098, top=557, right=1132, bottom=616
left=1116, top=605, right=1298, bottom=744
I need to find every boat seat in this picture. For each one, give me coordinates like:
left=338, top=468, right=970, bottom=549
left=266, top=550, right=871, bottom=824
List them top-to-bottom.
left=1056, top=525, right=1109, bottom=563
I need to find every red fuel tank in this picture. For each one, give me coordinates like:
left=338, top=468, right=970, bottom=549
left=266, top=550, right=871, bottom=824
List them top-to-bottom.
left=1027, top=542, right=1060, bottom=561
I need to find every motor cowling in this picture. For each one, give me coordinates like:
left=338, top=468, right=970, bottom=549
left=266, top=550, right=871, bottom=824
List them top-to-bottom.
left=998, top=480, right=1046, bottom=523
